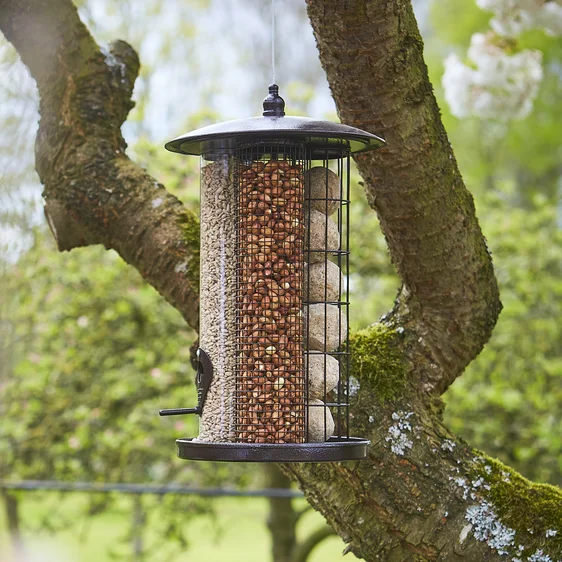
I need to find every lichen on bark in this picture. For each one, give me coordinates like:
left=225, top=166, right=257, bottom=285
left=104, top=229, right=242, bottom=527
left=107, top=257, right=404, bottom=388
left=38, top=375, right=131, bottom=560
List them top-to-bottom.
left=467, top=452, right=562, bottom=558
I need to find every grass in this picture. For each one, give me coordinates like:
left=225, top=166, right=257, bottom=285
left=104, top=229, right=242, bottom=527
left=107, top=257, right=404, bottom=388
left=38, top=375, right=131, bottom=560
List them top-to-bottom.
left=0, top=492, right=359, bottom=562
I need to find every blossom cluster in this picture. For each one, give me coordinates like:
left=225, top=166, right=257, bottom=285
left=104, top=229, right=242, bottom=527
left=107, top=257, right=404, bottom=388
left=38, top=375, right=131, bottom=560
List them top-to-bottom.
left=442, top=0, right=562, bottom=121
left=477, top=0, right=562, bottom=37
left=443, top=32, right=543, bottom=120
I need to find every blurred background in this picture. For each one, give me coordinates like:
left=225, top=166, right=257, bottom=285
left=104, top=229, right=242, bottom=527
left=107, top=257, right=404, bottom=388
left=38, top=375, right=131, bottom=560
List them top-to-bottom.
left=0, top=1, right=560, bottom=561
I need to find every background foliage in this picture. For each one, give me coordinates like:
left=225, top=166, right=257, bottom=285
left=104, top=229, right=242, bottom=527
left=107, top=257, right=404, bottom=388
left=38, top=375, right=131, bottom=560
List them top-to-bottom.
left=427, top=0, right=562, bottom=487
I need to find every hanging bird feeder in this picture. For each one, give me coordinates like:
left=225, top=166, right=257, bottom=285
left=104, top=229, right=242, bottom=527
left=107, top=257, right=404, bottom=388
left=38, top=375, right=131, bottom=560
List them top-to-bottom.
left=161, top=85, right=384, bottom=462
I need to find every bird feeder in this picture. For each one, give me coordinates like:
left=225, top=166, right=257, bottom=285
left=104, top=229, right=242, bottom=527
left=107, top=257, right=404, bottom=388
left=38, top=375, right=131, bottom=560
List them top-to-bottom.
left=161, top=85, right=384, bottom=462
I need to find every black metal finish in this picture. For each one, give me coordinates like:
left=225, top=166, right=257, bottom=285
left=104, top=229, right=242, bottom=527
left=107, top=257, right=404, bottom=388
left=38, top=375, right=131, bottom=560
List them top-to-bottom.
left=262, top=84, right=285, bottom=117
left=165, top=86, right=384, bottom=159
left=301, top=148, right=352, bottom=442
left=159, top=348, right=213, bottom=417
left=159, top=407, right=200, bottom=416
left=176, top=437, right=370, bottom=463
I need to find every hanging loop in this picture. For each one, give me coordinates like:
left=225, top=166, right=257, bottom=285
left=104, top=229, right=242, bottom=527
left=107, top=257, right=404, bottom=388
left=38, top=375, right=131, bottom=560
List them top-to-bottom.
left=263, top=84, right=285, bottom=117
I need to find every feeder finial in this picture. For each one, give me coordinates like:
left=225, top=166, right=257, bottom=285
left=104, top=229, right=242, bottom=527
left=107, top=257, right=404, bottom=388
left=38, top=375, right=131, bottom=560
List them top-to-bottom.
left=263, top=84, right=285, bottom=117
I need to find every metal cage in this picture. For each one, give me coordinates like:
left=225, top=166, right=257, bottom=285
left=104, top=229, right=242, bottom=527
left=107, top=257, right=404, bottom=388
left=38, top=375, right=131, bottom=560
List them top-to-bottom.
left=160, top=85, right=384, bottom=462
left=234, top=140, right=307, bottom=445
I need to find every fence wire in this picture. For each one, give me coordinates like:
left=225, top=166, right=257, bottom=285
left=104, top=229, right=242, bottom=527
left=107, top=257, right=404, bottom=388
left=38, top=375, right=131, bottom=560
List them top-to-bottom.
left=0, top=479, right=303, bottom=498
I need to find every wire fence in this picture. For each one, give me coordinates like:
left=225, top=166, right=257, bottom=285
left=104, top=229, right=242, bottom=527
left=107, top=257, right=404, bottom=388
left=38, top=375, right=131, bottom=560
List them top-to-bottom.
left=0, top=479, right=303, bottom=498
left=0, top=480, right=304, bottom=561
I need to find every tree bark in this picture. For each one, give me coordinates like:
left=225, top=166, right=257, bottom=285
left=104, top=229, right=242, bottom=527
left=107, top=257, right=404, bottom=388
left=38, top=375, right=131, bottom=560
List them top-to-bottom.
left=306, top=0, right=502, bottom=397
left=1, top=1, right=561, bottom=561
left=265, top=464, right=298, bottom=562
left=265, top=464, right=336, bottom=562
left=2, top=491, right=25, bottom=559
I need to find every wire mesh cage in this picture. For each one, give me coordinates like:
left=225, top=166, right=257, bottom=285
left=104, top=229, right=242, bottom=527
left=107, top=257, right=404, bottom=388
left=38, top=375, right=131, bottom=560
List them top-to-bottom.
left=161, top=85, right=384, bottom=462
left=235, top=141, right=307, bottom=445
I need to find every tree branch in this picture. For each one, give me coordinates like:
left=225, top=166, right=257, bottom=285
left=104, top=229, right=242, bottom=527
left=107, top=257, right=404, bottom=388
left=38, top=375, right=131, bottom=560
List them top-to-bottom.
left=0, top=0, right=200, bottom=330
left=306, top=0, right=502, bottom=395
left=284, top=390, right=562, bottom=561
left=264, top=464, right=298, bottom=562
left=293, top=524, right=336, bottom=562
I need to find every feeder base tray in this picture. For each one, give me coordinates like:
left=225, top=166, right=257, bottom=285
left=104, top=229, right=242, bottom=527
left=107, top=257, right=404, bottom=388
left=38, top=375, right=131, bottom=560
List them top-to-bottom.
left=175, top=437, right=369, bottom=463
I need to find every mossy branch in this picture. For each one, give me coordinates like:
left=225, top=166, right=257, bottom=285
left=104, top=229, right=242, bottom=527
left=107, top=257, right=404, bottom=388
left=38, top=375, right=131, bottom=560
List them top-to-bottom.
left=306, top=0, right=501, bottom=395
left=177, top=212, right=201, bottom=293
left=348, top=324, right=407, bottom=402
left=468, top=452, right=562, bottom=558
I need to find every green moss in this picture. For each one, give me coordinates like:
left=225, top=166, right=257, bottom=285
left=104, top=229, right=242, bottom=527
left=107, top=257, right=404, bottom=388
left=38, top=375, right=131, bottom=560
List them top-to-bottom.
left=177, top=211, right=200, bottom=290
left=348, top=324, right=406, bottom=401
left=470, top=451, right=562, bottom=556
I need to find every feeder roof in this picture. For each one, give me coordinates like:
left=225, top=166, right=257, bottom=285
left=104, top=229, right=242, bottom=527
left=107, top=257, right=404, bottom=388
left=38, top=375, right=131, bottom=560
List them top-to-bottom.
left=165, top=85, right=385, bottom=159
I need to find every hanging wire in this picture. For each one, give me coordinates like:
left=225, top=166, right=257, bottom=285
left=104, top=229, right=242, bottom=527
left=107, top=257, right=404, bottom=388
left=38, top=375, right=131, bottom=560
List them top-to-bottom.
left=271, top=0, right=276, bottom=84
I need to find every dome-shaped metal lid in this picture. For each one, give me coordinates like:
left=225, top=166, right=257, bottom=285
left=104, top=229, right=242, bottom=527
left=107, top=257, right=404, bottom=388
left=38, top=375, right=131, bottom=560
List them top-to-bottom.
left=165, top=85, right=385, bottom=159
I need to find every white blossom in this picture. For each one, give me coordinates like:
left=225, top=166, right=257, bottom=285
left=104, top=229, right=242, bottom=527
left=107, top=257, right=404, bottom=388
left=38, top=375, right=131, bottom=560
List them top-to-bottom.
left=477, top=0, right=562, bottom=37
left=536, top=1, right=562, bottom=35
left=443, top=32, right=543, bottom=120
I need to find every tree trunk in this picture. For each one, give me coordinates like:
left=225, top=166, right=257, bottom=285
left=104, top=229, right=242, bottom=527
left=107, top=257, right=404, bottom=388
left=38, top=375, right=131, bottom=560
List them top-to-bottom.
left=1, top=0, right=561, bottom=560
left=265, top=464, right=298, bottom=562
left=265, top=464, right=336, bottom=562
left=3, top=491, right=25, bottom=560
